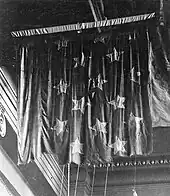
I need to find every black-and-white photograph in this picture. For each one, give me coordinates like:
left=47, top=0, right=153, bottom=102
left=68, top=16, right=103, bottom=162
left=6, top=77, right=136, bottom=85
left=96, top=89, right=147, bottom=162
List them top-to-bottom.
left=1, top=0, right=170, bottom=195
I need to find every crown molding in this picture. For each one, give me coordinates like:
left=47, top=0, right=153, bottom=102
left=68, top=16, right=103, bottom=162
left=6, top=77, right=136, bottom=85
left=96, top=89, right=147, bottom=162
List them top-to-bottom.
left=0, top=145, right=36, bottom=196
left=85, top=155, right=170, bottom=170
left=0, top=170, right=21, bottom=196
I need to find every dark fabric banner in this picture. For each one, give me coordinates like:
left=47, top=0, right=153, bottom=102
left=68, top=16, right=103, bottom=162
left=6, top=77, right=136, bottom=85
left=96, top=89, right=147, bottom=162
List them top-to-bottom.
left=17, top=26, right=170, bottom=165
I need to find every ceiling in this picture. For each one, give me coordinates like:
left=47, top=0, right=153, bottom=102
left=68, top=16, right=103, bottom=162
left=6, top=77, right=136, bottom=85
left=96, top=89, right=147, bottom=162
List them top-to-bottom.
left=0, top=0, right=167, bottom=67
left=0, top=0, right=160, bottom=32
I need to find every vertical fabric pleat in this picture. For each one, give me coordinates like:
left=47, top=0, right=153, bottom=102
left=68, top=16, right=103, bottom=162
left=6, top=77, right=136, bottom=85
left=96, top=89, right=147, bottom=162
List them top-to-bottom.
left=17, top=26, right=170, bottom=165
left=148, top=27, right=170, bottom=127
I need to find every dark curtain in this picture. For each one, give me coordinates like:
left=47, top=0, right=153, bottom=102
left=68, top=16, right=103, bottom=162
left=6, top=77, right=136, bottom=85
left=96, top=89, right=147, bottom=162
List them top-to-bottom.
left=17, top=25, right=169, bottom=165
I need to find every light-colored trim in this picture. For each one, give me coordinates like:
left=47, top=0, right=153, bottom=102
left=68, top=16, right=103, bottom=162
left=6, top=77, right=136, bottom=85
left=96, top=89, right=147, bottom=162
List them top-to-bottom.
left=11, top=12, right=155, bottom=37
left=0, top=67, right=67, bottom=195
left=0, top=68, right=18, bottom=134
left=0, top=146, right=35, bottom=196
left=35, top=155, right=67, bottom=196
left=0, top=170, right=21, bottom=196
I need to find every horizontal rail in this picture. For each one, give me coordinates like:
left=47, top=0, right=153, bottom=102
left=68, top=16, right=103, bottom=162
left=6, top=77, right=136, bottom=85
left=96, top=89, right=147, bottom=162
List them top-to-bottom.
left=11, top=12, right=155, bottom=38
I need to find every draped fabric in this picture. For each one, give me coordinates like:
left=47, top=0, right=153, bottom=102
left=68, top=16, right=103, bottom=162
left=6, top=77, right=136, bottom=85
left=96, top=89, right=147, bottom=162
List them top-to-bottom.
left=17, top=26, right=164, bottom=165
left=148, top=27, right=170, bottom=127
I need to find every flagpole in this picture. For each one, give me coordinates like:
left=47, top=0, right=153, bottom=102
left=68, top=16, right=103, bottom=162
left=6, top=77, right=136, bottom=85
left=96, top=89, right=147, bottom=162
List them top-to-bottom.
left=146, top=28, right=153, bottom=119
left=134, top=30, right=143, bottom=155
left=135, top=30, right=143, bottom=119
left=118, top=35, right=125, bottom=155
left=68, top=39, right=74, bottom=196
left=68, top=107, right=71, bottom=196
left=68, top=120, right=72, bottom=196
left=132, top=155, right=138, bottom=196
left=68, top=163, right=70, bottom=196
left=59, top=165, right=65, bottom=196
left=74, top=165, right=80, bottom=196
left=90, top=165, right=96, bottom=196
left=104, top=166, right=109, bottom=196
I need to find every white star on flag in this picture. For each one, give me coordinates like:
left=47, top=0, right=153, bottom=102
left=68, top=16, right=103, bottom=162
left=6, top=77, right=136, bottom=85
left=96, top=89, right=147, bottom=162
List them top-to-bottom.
left=94, top=36, right=105, bottom=44
left=106, top=47, right=120, bottom=62
left=113, top=47, right=120, bottom=61
left=73, top=52, right=85, bottom=68
left=106, top=53, right=114, bottom=63
left=73, top=57, right=79, bottom=68
left=130, top=67, right=141, bottom=84
left=96, top=74, right=107, bottom=91
left=88, top=78, right=96, bottom=90
left=56, top=79, right=68, bottom=95
left=108, top=95, right=125, bottom=110
left=116, top=95, right=125, bottom=109
left=72, top=97, right=85, bottom=113
left=108, top=99, right=117, bottom=110
left=130, top=113, right=143, bottom=125
left=133, top=114, right=143, bottom=135
left=134, top=116, right=143, bottom=124
left=53, top=118, right=68, bottom=136
left=90, top=118, right=107, bottom=135
left=108, top=136, right=127, bottom=154
left=71, top=138, right=83, bottom=154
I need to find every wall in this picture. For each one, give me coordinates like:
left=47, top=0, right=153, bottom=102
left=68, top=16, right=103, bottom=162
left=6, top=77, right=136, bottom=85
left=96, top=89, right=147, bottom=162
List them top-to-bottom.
left=0, top=120, right=57, bottom=196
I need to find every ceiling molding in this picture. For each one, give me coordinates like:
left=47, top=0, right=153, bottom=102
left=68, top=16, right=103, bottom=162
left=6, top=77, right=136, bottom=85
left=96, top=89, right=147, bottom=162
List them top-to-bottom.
left=0, top=145, right=36, bottom=196
left=85, top=156, right=170, bottom=170
left=0, top=170, right=21, bottom=196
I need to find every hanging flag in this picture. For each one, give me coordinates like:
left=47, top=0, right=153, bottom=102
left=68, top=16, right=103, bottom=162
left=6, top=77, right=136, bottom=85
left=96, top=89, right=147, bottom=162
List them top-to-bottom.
left=17, top=27, right=155, bottom=165
left=127, top=31, right=153, bottom=156
left=112, top=38, right=127, bottom=157
left=148, top=39, right=170, bottom=127
left=70, top=43, right=86, bottom=165
left=51, top=46, right=70, bottom=165
left=88, top=46, right=113, bottom=164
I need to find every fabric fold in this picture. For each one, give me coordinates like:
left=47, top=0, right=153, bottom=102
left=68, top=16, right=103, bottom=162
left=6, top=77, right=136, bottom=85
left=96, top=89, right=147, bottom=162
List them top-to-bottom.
left=16, top=26, right=170, bottom=165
